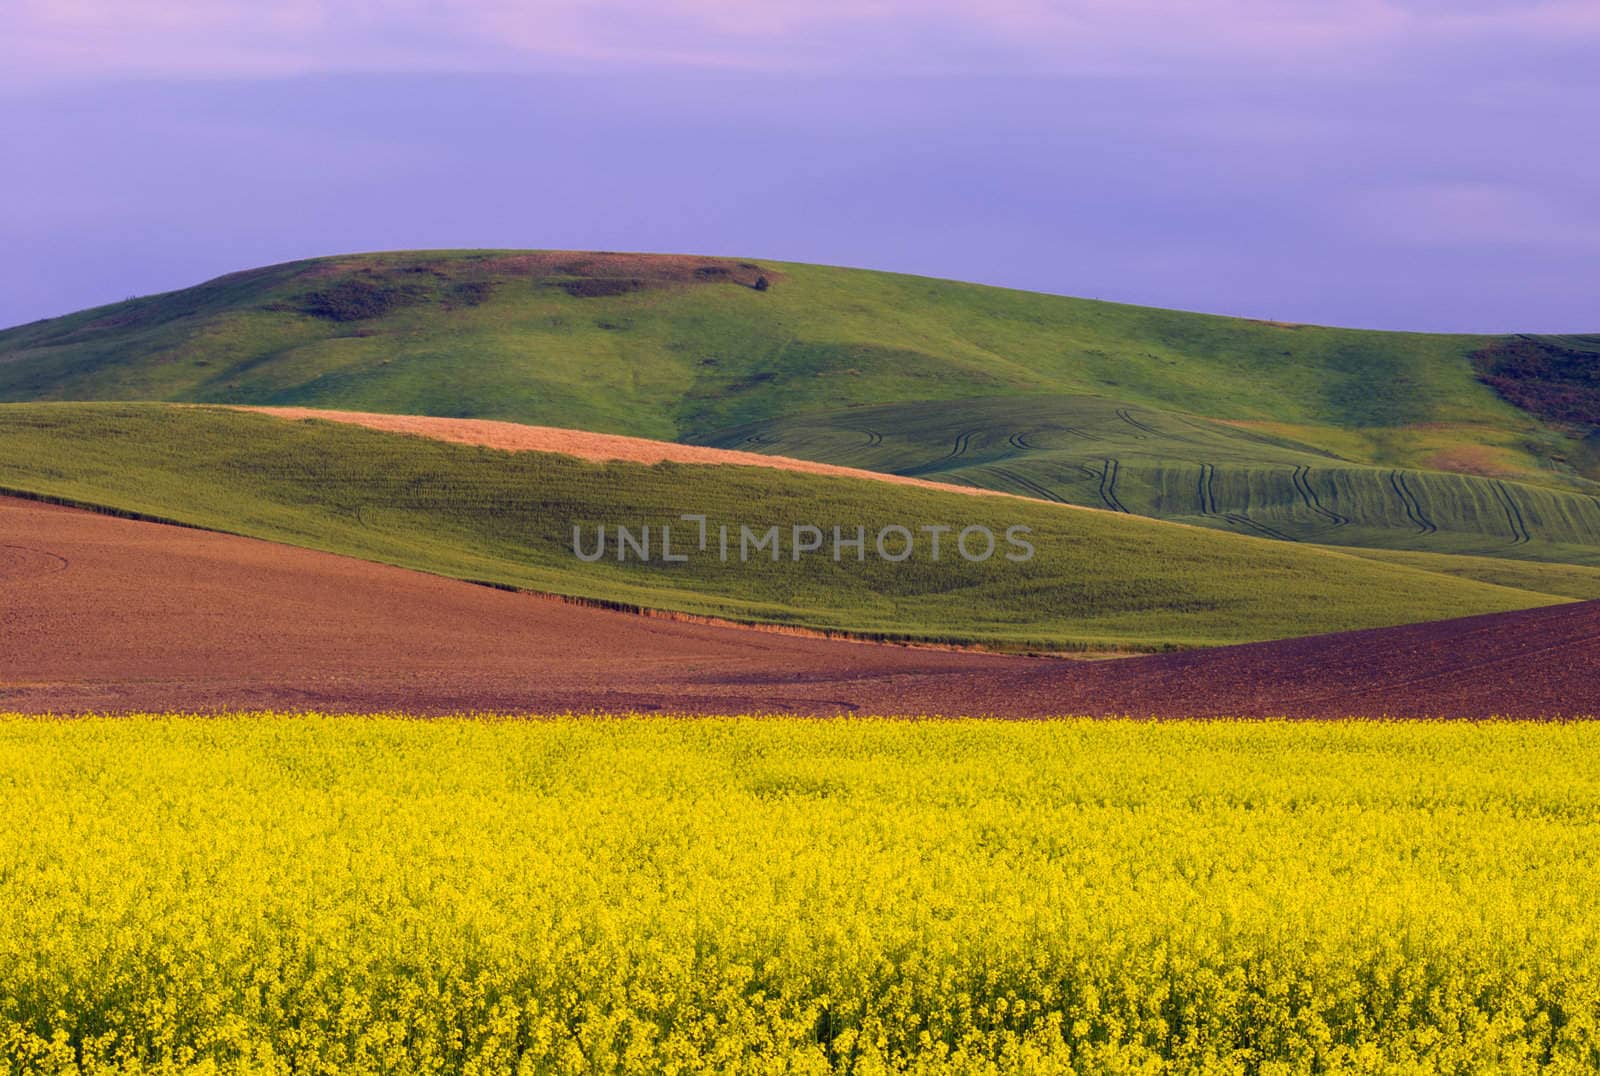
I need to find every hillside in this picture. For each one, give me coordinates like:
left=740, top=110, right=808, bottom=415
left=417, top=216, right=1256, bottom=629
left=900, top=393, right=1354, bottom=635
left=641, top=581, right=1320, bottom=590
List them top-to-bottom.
left=1, top=251, right=1592, bottom=491
left=705, top=395, right=1600, bottom=564
left=0, top=404, right=1573, bottom=652
left=245, top=405, right=1600, bottom=599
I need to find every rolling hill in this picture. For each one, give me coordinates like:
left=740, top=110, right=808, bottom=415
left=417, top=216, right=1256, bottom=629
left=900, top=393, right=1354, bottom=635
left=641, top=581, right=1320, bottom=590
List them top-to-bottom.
left=1, top=250, right=1593, bottom=486
left=0, top=403, right=1579, bottom=651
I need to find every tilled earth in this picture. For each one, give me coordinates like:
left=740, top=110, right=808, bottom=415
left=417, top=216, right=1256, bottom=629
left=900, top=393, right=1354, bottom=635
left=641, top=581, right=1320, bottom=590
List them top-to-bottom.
left=2, top=497, right=1595, bottom=717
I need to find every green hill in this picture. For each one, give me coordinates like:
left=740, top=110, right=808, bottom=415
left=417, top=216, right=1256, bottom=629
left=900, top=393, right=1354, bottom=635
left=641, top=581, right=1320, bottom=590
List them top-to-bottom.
left=1, top=250, right=1591, bottom=476
left=2, top=250, right=1594, bottom=574
left=0, top=404, right=1577, bottom=652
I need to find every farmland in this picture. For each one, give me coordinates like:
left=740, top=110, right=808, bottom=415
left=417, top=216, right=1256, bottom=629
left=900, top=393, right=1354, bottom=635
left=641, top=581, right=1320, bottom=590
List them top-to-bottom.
left=6, top=250, right=1595, bottom=586
left=4, top=252, right=1597, bottom=1075
left=705, top=395, right=1600, bottom=565
left=0, top=403, right=1582, bottom=652
left=7, top=494, right=1599, bottom=717
left=3, top=716, right=1599, bottom=1074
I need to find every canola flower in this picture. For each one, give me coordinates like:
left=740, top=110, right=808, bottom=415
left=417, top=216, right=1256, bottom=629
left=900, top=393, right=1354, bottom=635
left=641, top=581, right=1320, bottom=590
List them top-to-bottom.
left=1, top=715, right=1598, bottom=1075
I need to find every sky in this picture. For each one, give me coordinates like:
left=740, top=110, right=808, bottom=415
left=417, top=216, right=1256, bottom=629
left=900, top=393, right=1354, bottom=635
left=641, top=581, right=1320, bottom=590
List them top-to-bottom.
left=4, top=0, right=1598, bottom=332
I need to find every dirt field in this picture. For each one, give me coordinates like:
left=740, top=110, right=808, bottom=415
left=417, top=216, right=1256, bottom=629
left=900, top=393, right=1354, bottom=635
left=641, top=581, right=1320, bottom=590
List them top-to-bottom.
left=2, top=496, right=1595, bottom=717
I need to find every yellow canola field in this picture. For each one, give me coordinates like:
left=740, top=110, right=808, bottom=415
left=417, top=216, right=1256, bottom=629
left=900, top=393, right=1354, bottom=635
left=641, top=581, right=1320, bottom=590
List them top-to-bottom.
left=2, top=715, right=1598, bottom=1075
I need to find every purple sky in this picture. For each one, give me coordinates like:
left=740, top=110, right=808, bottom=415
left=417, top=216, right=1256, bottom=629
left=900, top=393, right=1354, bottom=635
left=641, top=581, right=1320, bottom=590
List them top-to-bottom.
left=4, top=2, right=1597, bottom=332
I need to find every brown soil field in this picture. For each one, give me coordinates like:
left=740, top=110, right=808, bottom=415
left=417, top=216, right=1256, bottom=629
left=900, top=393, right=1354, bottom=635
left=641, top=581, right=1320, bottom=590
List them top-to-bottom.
left=311, top=251, right=779, bottom=290
left=233, top=407, right=1070, bottom=505
left=2, top=496, right=1595, bottom=718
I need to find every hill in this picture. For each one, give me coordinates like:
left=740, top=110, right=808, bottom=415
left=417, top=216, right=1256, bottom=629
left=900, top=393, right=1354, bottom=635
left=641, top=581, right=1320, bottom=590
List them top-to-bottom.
left=1, top=250, right=1592, bottom=490
left=0, top=404, right=1575, bottom=652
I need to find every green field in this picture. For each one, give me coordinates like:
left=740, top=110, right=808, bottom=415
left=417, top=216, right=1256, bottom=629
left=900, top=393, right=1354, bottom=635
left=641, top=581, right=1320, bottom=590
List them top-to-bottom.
left=704, top=395, right=1600, bottom=564
left=0, top=403, right=1584, bottom=651
left=1337, top=546, right=1600, bottom=600
left=4, top=715, right=1599, bottom=1074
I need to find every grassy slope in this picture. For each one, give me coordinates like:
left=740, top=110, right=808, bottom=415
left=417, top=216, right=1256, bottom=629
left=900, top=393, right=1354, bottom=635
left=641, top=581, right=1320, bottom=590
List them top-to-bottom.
left=0, top=250, right=1590, bottom=487
left=705, top=395, right=1600, bottom=565
left=0, top=404, right=1570, bottom=651
left=1334, top=546, right=1600, bottom=600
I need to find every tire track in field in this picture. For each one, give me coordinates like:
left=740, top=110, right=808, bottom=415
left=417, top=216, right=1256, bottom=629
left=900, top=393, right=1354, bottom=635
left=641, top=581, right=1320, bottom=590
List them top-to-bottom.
left=1116, top=408, right=1159, bottom=436
left=902, top=428, right=984, bottom=477
left=859, top=429, right=883, bottom=447
left=943, top=429, right=980, bottom=460
left=1007, top=432, right=1033, bottom=451
left=1097, top=458, right=1129, bottom=513
left=1196, top=463, right=1218, bottom=516
left=982, top=466, right=1069, bottom=504
left=1291, top=466, right=1348, bottom=525
left=1389, top=471, right=1437, bottom=535
left=1490, top=481, right=1532, bottom=546
left=1224, top=513, right=1297, bottom=542
left=0, top=543, right=70, bottom=580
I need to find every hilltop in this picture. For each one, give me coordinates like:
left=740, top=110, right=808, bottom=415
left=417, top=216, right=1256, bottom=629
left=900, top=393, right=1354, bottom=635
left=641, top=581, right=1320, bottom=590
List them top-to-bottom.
left=1, top=250, right=1592, bottom=480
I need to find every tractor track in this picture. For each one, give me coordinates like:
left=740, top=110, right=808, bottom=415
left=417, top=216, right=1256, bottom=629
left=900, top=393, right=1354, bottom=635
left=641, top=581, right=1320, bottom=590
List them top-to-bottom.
left=1116, top=408, right=1160, bottom=436
left=943, top=429, right=981, bottom=461
left=1097, top=458, right=1129, bottom=513
left=1196, top=463, right=1218, bottom=516
left=1291, top=466, right=1349, bottom=526
left=982, top=467, right=1069, bottom=504
left=1389, top=471, right=1437, bottom=535
left=1490, top=481, right=1532, bottom=546
left=1224, top=513, right=1297, bottom=542
left=0, top=543, right=70, bottom=580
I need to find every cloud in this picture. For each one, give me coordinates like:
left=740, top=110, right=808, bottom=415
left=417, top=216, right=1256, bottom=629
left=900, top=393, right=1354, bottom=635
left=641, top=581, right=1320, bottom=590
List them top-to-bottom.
left=7, top=0, right=1600, bottom=87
